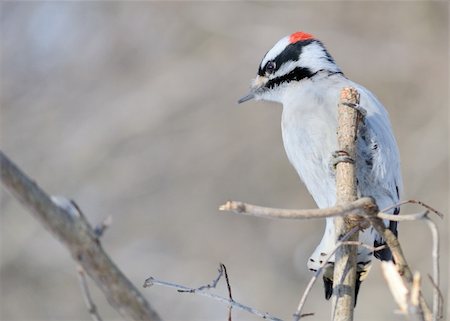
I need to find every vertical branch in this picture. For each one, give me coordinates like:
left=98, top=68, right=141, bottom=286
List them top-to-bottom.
left=331, top=88, right=362, bottom=321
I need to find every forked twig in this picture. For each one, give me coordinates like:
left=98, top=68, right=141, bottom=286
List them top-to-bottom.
left=0, top=151, right=162, bottom=321
left=221, top=199, right=431, bottom=223
left=293, top=226, right=359, bottom=321
left=292, top=227, right=387, bottom=321
left=177, top=264, right=225, bottom=293
left=144, top=265, right=283, bottom=321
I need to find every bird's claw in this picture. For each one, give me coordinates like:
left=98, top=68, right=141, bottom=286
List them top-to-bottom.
left=341, top=102, right=367, bottom=117
left=330, top=150, right=354, bottom=171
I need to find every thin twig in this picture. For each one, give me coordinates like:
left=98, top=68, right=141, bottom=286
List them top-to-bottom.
left=220, top=197, right=376, bottom=220
left=221, top=198, right=428, bottom=223
left=381, top=200, right=443, bottom=219
left=377, top=211, right=429, bottom=221
left=367, top=213, right=433, bottom=320
left=423, top=217, right=441, bottom=321
left=293, top=226, right=360, bottom=321
left=340, top=241, right=386, bottom=253
left=176, top=264, right=234, bottom=321
left=178, top=264, right=224, bottom=293
left=221, top=264, right=233, bottom=321
left=77, top=266, right=103, bottom=321
left=409, top=273, right=425, bottom=321
left=143, top=274, right=283, bottom=321
left=427, top=275, right=444, bottom=320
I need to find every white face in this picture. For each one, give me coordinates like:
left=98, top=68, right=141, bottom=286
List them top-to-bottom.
left=239, top=33, right=341, bottom=105
left=251, top=75, right=286, bottom=103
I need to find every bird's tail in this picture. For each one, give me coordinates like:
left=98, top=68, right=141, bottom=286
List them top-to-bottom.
left=322, top=262, right=372, bottom=306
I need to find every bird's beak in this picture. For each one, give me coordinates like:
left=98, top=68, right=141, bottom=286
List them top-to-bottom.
left=238, top=75, right=268, bottom=104
left=238, top=93, right=255, bottom=104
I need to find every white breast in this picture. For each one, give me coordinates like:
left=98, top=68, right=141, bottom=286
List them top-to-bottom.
left=281, top=73, right=402, bottom=211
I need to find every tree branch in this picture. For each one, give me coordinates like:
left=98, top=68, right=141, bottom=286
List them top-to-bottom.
left=331, top=87, right=362, bottom=321
left=0, top=150, right=162, bottom=321
left=219, top=197, right=376, bottom=220
left=220, top=199, right=429, bottom=222
left=365, top=210, right=433, bottom=320
left=423, top=217, right=441, bottom=320
left=293, top=226, right=361, bottom=321
left=144, top=265, right=284, bottom=321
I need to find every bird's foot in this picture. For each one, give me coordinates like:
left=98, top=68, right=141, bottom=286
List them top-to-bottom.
left=341, top=102, right=367, bottom=117
left=330, top=150, right=354, bottom=171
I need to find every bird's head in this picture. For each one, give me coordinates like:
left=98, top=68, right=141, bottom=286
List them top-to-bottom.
left=239, top=31, right=341, bottom=104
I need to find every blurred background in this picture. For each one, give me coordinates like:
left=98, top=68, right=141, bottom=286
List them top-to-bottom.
left=0, top=2, right=448, bottom=321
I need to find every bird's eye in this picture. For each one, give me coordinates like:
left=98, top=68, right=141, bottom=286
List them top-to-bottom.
left=266, top=61, right=276, bottom=74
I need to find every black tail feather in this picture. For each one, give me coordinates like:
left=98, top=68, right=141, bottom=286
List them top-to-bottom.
left=374, top=207, right=399, bottom=261
left=323, top=271, right=363, bottom=307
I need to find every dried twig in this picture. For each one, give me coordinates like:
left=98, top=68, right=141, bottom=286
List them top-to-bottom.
left=0, top=151, right=162, bottom=321
left=219, top=197, right=376, bottom=220
left=221, top=197, right=439, bottom=321
left=221, top=199, right=428, bottom=223
left=381, top=200, right=444, bottom=219
left=377, top=211, right=429, bottom=221
left=366, top=212, right=433, bottom=321
left=74, top=214, right=112, bottom=321
left=423, top=217, right=441, bottom=321
left=293, top=226, right=359, bottom=321
left=293, top=233, right=387, bottom=321
left=381, top=261, right=409, bottom=314
left=382, top=262, right=426, bottom=321
left=177, top=264, right=225, bottom=293
left=222, top=264, right=233, bottom=321
left=144, top=265, right=283, bottom=321
left=77, top=266, right=103, bottom=321
left=427, top=275, right=444, bottom=320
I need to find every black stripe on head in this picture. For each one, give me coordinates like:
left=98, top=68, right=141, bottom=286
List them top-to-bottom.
left=258, top=39, right=316, bottom=76
left=265, top=66, right=315, bottom=89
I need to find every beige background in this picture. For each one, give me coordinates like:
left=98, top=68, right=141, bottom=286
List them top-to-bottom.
left=1, top=2, right=448, bottom=321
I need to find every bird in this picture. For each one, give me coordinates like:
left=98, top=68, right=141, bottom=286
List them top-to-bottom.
left=238, top=31, right=402, bottom=303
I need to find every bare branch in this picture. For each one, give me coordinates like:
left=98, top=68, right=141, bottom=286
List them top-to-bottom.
left=0, top=151, right=162, bottom=321
left=221, top=188, right=439, bottom=320
left=219, top=197, right=376, bottom=220
left=220, top=199, right=430, bottom=225
left=381, top=200, right=444, bottom=219
left=377, top=211, right=429, bottom=221
left=366, top=212, right=433, bottom=321
left=423, top=217, right=441, bottom=321
left=293, top=226, right=360, bottom=321
left=340, top=241, right=386, bottom=253
left=381, top=263, right=427, bottom=321
left=177, top=264, right=224, bottom=293
left=221, top=264, right=234, bottom=321
left=77, top=266, right=103, bottom=321
left=144, top=267, right=283, bottom=321
left=427, top=275, right=444, bottom=320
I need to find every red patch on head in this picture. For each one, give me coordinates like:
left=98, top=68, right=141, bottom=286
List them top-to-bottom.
left=289, top=31, right=314, bottom=43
